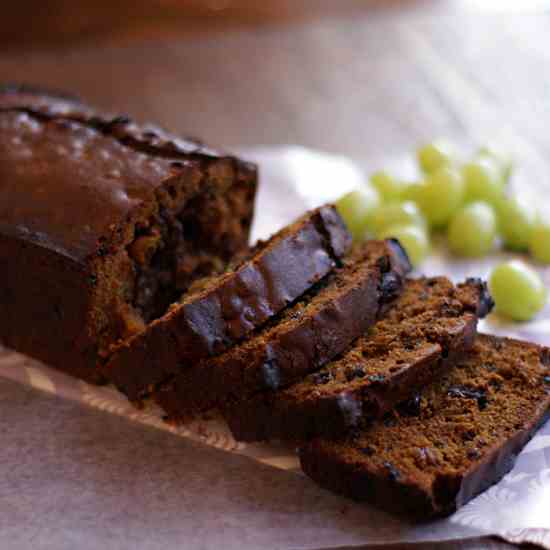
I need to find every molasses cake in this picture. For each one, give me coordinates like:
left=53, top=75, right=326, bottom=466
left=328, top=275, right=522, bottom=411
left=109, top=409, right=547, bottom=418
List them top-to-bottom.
left=0, top=84, right=257, bottom=382
left=105, top=205, right=353, bottom=398
left=156, top=239, right=411, bottom=417
left=225, top=277, right=493, bottom=441
left=299, top=334, right=550, bottom=519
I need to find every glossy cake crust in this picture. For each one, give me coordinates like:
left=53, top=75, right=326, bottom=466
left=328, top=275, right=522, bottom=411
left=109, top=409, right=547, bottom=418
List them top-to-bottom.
left=0, top=84, right=257, bottom=381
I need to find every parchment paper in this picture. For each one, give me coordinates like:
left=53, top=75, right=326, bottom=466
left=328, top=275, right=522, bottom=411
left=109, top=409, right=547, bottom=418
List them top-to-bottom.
left=1, top=146, right=549, bottom=549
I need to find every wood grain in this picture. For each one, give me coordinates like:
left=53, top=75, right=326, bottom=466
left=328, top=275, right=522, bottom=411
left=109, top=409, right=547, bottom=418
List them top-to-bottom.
left=1, top=13, right=549, bottom=177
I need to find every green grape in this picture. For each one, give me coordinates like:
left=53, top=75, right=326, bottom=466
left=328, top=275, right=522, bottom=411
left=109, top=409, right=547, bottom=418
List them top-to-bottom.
left=417, top=141, right=456, bottom=174
left=478, top=145, right=514, bottom=185
left=462, top=157, right=505, bottom=206
left=415, top=166, right=464, bottom=228
left=370, top=171, right=406, bottom=203
left=400, top=180, right=425, bottom=204
left=336, top=186, right=381, bottom=241
left=497, top=196, right=537, bottom=251
left=371, top=201, right=426, bottom=237
left=447, top=202, right=497, bottom=257
left=530, top=221, right=550, bottom=264
left=379, top=224, right=430, bottom=267
left=489, top=261, right=547, bottom=322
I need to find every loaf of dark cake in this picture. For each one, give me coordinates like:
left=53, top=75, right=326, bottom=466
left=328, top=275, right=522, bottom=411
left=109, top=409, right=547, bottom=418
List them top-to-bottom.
left=0, top=84, right=257, bottom=382
left=105, top=205, right=352, bottom=399
left=155, top=239, right=411, bottom=419
left=225, top=277, right=493, bottom=441
left=299, top=334, right=550, bottom=520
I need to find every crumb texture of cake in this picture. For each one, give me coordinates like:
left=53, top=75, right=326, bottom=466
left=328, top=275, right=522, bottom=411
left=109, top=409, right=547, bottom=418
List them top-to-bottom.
left=0, top=84, right=257, bottom=382
left=104, top=205, right=353, bottom=399
left=155, top=239, right=411, bottom=419
left=225, top=276, right=493, bottom=442
left=299, top=334, right=550, bottom=520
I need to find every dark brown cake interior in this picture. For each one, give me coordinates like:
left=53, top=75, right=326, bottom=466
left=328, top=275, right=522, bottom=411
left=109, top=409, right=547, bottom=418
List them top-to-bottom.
left=87, top=143, right=255, bottom=358
left=122, top=180, right=254, bottom=323
left=103, top=205, right=353, bottom=398
left=173, top=206, right=348, bottom=312
left=155, top=239, right=408, bottom=415
left=209, top=241, right=397, bottom=363
left=224, top=276, right=492, bottom=441
left=283, top=277, right=488, bottom=404
left=299, top=334, right=550, bottom=519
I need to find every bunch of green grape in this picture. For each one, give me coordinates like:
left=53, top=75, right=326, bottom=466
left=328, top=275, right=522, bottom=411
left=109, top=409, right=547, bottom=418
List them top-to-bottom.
left=336, top=141, right=549, bottom=321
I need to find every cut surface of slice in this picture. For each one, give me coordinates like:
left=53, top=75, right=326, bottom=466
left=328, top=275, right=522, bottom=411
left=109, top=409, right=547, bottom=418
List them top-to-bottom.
left=104, top=205, right=352, bottom=398
left=156, top=239, right=412, bottom=418
left=225, top=277, right=493, bottom=441
left=299, top=334, right=550, bottom=520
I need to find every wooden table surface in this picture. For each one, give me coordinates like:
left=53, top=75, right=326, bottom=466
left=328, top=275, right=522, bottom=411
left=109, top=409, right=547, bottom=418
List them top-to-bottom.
left=2, top=1, right=550, bottom=175
left=1, top=3, right=548, bottom=549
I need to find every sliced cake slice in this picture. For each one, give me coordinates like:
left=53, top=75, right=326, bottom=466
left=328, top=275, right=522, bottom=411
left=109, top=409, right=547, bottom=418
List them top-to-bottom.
left=104, top=205, right=352, bottom=399
left=156, top=239, right=412, bottom=418
left=224, top=277, right=493, bottom=442
left=299, top=334, right=550, bottom=520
